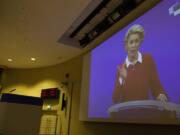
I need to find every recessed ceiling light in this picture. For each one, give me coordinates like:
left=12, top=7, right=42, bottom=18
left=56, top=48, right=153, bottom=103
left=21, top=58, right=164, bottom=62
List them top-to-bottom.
left=31, top=57, right=36, bottom=61
left=8, top=59, right=13, bottom=62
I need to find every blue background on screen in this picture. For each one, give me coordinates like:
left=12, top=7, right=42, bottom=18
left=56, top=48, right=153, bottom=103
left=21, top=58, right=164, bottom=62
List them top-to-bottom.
left=88, top=0, right=180, bottom=118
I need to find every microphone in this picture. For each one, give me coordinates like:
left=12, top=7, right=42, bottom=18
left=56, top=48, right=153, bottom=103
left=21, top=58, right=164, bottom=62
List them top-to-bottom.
left=9, top=89, right=16, bottom=93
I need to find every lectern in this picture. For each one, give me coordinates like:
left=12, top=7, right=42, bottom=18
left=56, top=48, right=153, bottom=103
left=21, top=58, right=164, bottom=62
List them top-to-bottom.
left=0, top=93, right=43, bottom=135
left=108, top=100, right=180, bottom=124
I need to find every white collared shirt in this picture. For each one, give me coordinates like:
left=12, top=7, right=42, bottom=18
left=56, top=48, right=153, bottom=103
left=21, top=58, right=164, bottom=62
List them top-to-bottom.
left=125, top=51, right=142, bottom=68
left=119, top=52, right=143, bottom=85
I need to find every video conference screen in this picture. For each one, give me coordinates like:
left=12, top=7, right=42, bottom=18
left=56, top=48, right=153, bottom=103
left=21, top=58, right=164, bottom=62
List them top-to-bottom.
left=80, top=0, right=180, bottom=124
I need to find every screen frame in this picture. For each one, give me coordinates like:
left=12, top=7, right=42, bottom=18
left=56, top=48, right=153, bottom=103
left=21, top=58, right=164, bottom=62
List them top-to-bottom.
left=78, top=0, right=180, bottom=125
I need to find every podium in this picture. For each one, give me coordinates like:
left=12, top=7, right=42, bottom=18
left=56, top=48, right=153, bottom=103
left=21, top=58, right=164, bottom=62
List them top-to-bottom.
left=0, top=93, right=43, bottom=135
left=108, top=100, right=180, bottom=124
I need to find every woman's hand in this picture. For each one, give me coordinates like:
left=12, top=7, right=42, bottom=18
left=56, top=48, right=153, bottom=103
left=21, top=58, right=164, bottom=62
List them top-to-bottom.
left=118, top=64, right=127, bottom=80
left=157, top=93, right=168, bottom=102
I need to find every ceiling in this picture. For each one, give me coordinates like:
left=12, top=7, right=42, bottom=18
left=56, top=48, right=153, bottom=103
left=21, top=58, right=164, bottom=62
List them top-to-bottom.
left=0, top=0, right=92, bottom=69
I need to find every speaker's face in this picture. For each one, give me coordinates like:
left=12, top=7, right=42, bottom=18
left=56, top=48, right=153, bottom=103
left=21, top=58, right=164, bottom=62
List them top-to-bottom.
left=125, top=33, right=141, bottom=59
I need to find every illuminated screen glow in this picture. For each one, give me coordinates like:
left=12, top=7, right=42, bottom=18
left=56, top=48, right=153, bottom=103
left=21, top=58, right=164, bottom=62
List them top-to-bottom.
left=85, top=0, right=180, bottom=124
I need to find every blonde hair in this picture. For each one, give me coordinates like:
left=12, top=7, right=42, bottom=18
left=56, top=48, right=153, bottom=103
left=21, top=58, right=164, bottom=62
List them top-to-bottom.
left=124, top=24, right=145, bottom=44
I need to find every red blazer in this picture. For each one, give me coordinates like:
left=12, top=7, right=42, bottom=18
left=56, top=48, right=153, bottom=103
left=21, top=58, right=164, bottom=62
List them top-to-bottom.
left=112, top=54, right=167, bottom=103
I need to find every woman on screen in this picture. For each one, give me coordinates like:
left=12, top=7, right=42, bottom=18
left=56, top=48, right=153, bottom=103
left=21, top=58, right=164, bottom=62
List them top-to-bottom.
left=112, top=24, right=168, bottom=103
